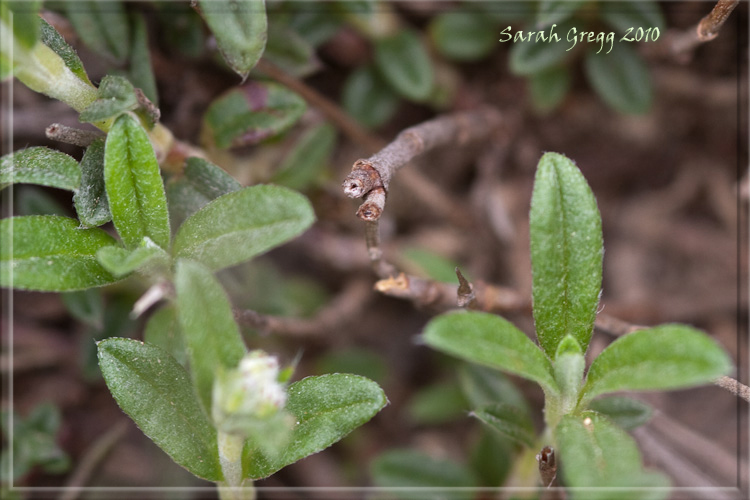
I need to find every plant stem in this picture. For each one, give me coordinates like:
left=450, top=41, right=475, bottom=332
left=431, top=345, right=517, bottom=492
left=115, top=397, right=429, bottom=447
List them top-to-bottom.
left=217, top=431, right=255, bottom=500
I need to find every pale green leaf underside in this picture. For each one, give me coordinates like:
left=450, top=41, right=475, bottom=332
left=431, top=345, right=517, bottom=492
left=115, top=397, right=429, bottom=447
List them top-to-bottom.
left=530, top=152, right=602, bottom=358
left=173, top=185, right=315, bottom=271
left=0, top=216, right=119, bottom=291
left=96, top=242, right=169, bottom=277
left=423, top=311, right=558, bottom=394
left=580, top=324, right=732, bottom=404
left=97, top=338, right=221, bottom=481
left=243, top=374, right=387, bottom=479
left=472, top=403, right=536, bottom=447
left=371, top=449, right=478, bottom=489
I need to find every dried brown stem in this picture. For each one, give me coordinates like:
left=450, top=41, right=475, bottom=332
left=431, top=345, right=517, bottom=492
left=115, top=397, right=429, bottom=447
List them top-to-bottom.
left=663, top=0, right=739, bottom=60
left=343, top=109, right=503, bottom=222
left=45, top=123, right=104, bottom=148
left=235, top=279, right=373, bottom=338
left=714, top=375, right=750, bottom=402
left=536, top=446, right=558, bottom=488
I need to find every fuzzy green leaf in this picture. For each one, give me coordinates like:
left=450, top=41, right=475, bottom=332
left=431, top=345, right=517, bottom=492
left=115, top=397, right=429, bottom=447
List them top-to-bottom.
left=64, top=0, right=130, bottom=63
left=196, top=0, right=267, bottom=79
left=536, top=0, right=587, bottom=28
left=1, top=1, right=42, bottom=50
left=600, top=1, right=665, bottom=35
left=429, top=10, right=497, bottom=62
left=40, top=17, right=91, bottom=85
left=509, top=21, right=574, bottom=75
left=374, top=29, right=434, bottom=102
left=584, top=42, right=652, bottom=114
left=342, top=64, right=399, bottom=129
left=529, top=65, right=571, bottom=113
left=79, top=75, right=138, bottom=124
left=202, top=81, right=306, bottom=149
left=104, top=113, right=170, bottom=249
left=272, top=123, right=336, bottom=190
left=74, top=139, right=110, bottom=227
left=0, top=147, right=80, bottom=191
left=530, top=152, right=602, bottom=358
left=173, top=184, right=314, bottom=271
left=0, top=216, right=118, bottom=291
left=96, top=240, right=170, bottom=277
left=174, top=259, right=246, bottom=413
left=423, top=311, right=558, bottom=394
left=580, top=325, right=732, bottom=404
left=554, top=335, right=585, bottom=403
left=97, top=338, right=222, bottom=481
left=458, top=363, right=531, bottom=415
left=243, top=374, right=387, bottom=479
left=588, top=397, right=652, bottom=430
left=472, top=403, right=535, bottom=448
left=556, top=412, right=670, bottom=499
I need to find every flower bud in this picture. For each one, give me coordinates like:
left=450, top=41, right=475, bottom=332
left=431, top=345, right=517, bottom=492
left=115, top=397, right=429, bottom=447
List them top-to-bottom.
left=212, top=350, right=288, bottom=435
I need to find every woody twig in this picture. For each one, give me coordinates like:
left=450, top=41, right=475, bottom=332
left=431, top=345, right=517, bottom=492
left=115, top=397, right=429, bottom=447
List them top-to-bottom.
left=663, top=0, right=739, bottom=61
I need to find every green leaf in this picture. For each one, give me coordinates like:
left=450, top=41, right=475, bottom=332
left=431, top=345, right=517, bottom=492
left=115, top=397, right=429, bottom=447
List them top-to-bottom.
left=64, top=0, right=130, bottom=63
left=196, top=0, right=267, bottom=79
left=536, top=0, right=587, bottom=28
left=1, top=1, right=42, bottom=50
left=473, top=1, right=535, bottom=23
left=600, top=1, right=665, bottom=35
left=155, top=2, right=206, bottom=59
left=287, top=7, right=342, bottom=48
left=429, top=10, right=497, bottom=62
left=128, top=13, right=158, bottom=106
left=40, top=17, right=91, bottom=85
left=508, top=21, right=574, bottom=76
left=263, top=24, right=318, bottom=78
left=374, top=29, right=434, bottom=102
left=584, top=42, right=652, bottom=114
left=342, top=64, right=399, bottom=129
left=529, top=65, right=571, bottom=113
left=79, top=75, right=138, bottom=124
left=202, top=81, right=306, bottom=149
left=104, top=113, right=170, bottom=249
left=272, top=123, right=336, bottom=190
left=74, top=138, right=111, bottom=227
left=0, top=147, right=80, bottom=191
left=530, top=152, right=602, bottom=358
left=166, top=157, right=242, bottom=230
left=173, top=184, right=314, bottom=271
left=15, top=186, right=68, bottom=216
left=0, top=215, right=119, bottom=291
left=96, top=240, right=170, bottom=277
left=401, top=246, right=462, bottom=283
left=174, top=259, right=246, bottom=413
left=61, top=288, right=104, bottom=330
left=143, top=305, right=187, bottom=367
left=423, top=311, right=558, bottom=394
left=580, top=325, right=732, bottom=404
left=97, top=338, right=222, bottom=481
left=458, top=363, right=530, bottom=415
left=243, top=373, right=387, bottom=479
left=408, top=381, right=467, bottom=425
left=588, top=397, right=652, bottom=430
left=472, top=403, right=535, bottom=448
left=556, top=412, right=670, bottom=499
left=470, top=429, right=514, bottom=487
left=371, top=449, right=478, bottom=491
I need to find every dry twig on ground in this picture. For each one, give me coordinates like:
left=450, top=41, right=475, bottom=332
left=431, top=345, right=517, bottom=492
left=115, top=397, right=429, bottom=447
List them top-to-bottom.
left=662, top=0, right=739, bottom=61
